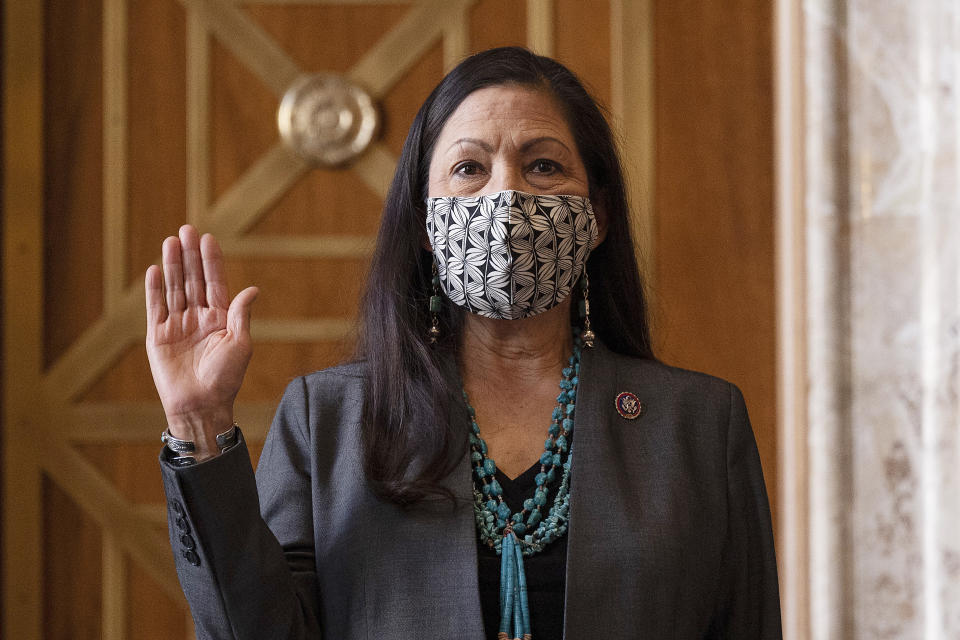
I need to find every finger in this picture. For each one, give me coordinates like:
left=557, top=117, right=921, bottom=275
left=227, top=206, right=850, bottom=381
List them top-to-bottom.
left=179, top=225, right=207, bottom=308
left=200, top=233, right=229, bottom=310
left=162, top=236, right=186, bottom=313
left=145, top=265, right=168, bottom=327
left=227, top=286, right=259, bottom=339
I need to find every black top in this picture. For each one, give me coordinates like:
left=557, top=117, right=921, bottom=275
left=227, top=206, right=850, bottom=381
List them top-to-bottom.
left=477, top=461, right=568, bottom=640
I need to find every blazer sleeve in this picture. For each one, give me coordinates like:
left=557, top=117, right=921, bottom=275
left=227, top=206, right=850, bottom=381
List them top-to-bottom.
left=159, top=376, right=322, bottom=639
left=714, top=383, right=783, bottom=638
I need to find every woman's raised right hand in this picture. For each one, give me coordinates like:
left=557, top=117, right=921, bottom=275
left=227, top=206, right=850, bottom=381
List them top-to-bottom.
left=145, top=225, right=258, bottom=459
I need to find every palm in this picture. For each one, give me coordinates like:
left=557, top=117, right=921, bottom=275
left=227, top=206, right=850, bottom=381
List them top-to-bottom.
left=145, top=226, right=258, bottom=427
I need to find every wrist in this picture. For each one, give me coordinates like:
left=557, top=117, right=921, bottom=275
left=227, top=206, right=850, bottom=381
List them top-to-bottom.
left=164, top=407, right=233, bottom=441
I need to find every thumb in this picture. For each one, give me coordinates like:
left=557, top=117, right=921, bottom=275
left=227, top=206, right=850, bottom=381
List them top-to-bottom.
left=227, top=286, right=259, bottom=338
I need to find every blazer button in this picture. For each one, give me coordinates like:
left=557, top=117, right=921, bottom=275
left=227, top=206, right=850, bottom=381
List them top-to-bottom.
left=172, top=501, right=185, bottom=517
left=175, top=516, right=190, bottom=534
left=180, top=533, right=196, bottom=550
left=183, top=549, right=201, bottom=567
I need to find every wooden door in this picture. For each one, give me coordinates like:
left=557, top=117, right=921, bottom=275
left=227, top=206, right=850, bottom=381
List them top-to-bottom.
left=2, top=2, right=653, bottom=638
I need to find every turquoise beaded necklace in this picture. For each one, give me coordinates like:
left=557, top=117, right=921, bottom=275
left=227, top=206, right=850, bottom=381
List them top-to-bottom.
left=466, top=333, right=582, bottom=640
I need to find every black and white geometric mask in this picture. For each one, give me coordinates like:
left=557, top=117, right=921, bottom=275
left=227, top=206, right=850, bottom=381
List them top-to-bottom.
left=425, top=190, right=598, bottom=320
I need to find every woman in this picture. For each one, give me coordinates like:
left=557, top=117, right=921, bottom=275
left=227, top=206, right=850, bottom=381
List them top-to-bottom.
left=147, top=47, right=781, bottom=639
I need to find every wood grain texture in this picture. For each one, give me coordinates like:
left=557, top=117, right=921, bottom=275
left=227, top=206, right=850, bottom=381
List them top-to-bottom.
left=43, top=0, right=104, bottom=366
left=103, top=0, right=129, bottom=310
left=126, top=0, right=187, bottom=286
left=181, top=0, right=301, bottom=96
left=346, top=0, right=471, bottom=99
left=469, top=0, right=526, bottom=53
left=526, top=0, right=554, bottom=56
left=555, top=0, right=611, bottom=107
left=609, top=0, right=655, bottom=277
left=652, top=0, right=777, bottom=522
left=4, top=3, right=46, bottom=635
left=245, top=3, right=410, bottom=74
left=443, top=6, right=470, bottom=70
left=186, top=12, right=210, bottom=227
left=209, top=35, right=284, bottom=202
left=379, top=41, right=444, bottom=156
left=246, top=167, right=386, bottom=237
left=222, top=256, right=369, bottom=317
left=40, top=287, right=143, bottom=403
left=40, top=435, right=182, bottom=601
left=77, top=443, right=170, bottom=505
left=43, top=477, right=103, bottom=640
left=102, top=533, right=127, bottom=640
left=127, top=560, right=188, bottom=640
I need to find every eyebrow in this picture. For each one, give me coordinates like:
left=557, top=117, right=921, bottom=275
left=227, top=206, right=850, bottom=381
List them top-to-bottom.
left=446, top=136, right=573, bottom=154
left=519, top=136, right=573, bottom=154
left=449, top=137, right=493, bottom=152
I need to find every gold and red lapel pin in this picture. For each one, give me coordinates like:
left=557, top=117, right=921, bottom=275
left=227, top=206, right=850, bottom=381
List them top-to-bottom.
left=615, top=391, right=642, bottom=419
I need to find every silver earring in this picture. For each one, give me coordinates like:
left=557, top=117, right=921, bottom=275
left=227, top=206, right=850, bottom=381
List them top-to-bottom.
left=429, top=262, right=441, bottom=344
left=579, top=270, right=596, bottom=348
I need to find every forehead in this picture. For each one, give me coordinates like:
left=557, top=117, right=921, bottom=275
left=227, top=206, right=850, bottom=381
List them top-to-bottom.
left=435, top=85, right=575, bottom=147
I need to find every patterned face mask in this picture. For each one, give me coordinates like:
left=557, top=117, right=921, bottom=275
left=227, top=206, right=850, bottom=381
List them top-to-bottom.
left=425, top=189, right=598, bottom=320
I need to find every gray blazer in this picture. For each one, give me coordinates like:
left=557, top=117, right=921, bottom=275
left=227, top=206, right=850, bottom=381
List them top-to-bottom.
left=161, top=342, right=781, bottom=639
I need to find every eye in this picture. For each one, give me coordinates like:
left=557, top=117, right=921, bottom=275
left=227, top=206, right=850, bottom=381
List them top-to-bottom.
left=530, top=159, right=560, bottom=175
left=454, top=161, right=484, bottom=177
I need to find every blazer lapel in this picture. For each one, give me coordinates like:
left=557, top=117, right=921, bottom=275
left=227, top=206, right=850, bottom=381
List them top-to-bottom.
left=562, top=342, right=654, bottom=639
left=359, top=424, right=486, bottom=639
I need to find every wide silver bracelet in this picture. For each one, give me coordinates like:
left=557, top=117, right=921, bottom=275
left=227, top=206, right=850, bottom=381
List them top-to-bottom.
left=162, top=424, right=240, bottom=466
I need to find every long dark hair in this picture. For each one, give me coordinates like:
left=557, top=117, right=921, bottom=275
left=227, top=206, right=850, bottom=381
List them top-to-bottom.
left=355, top=47, right=654, bottom=505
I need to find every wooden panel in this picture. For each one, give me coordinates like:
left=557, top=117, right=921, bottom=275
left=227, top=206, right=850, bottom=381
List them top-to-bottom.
left=43, top=0, right=104, bottom=366
left=126, top=0, right=188, bottom=286
left=469, top=0, right=526, bottom=53
left=555, top=0, right=611, bottom=107
left=652, top=0, right=777, bottom=520
left=4, top=2, right=46, bottom=635
left=239, top=4, right=411, bottom=236
left=245, top=4, right=411, bottom=74
left=209, top=37, right=278, bottom=203
left=379, top=41, right=445, bottom=156
left=248, top=169, right=385, bottom=236
left=222, top=256, right=368, bottom=316
left=236, top=342, right=355, bottom=404
left=77, top=443, right=169, bottom=504
left=43, top=477, right=103, bottom=640
left=128, top=561, right=187, bottom=640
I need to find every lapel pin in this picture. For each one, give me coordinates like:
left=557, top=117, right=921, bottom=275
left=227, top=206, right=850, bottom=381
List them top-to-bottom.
left=615, top=391, right=643, bottom=419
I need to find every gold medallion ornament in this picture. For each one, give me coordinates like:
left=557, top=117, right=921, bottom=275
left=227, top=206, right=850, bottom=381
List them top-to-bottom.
left=277, top=73, right=380, bottom=167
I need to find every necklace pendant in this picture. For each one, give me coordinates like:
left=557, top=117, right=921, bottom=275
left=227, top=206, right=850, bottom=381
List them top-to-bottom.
left=498, top=533, right=532, bottom=639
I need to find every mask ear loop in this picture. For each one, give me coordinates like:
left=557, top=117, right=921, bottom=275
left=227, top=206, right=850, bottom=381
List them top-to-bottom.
left=428, top=261, right=442, bottom=344
left=579, top=270, right=595, bottom=348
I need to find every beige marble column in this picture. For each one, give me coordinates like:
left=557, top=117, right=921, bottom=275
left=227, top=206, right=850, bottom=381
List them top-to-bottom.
left=777, top=0, right=960, bottom=637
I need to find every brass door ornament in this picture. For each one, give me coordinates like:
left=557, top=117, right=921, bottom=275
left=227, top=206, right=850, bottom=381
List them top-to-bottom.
left=277, top=73, right=380, bottom=167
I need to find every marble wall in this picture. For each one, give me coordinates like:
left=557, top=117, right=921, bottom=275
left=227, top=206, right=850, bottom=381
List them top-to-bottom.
left=797, top=0, right=960, bottom=637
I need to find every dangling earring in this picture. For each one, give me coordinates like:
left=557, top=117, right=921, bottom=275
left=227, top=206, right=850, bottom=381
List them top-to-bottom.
left=428, top=262, right=442, bottom=344
left=579, top=270, right=596, bottom=348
